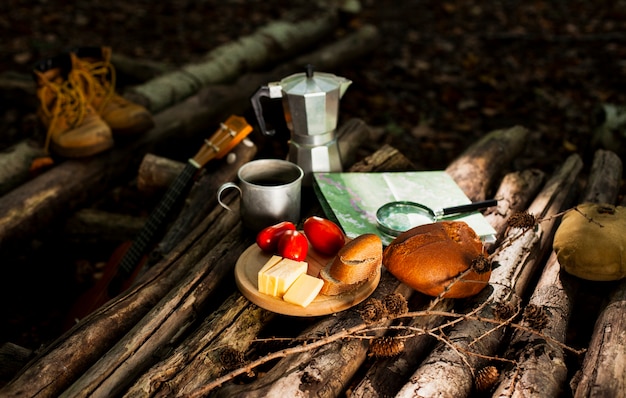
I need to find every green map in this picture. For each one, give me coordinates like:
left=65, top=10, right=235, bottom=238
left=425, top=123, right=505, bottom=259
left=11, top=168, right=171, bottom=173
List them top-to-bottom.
left=313, top=171, right=497, bottom=246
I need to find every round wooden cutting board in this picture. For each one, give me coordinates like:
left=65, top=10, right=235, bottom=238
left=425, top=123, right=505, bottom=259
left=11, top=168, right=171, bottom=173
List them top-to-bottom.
left=234, top=243, right=380, bottom=317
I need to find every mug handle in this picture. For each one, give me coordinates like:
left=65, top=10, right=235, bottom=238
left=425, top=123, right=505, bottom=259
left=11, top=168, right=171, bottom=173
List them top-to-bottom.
left=217, top=182, right=242, bottom=212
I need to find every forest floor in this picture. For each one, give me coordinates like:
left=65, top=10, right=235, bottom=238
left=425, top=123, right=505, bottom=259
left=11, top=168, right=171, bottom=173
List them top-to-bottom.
left=2, top=0, right=626, bottom=352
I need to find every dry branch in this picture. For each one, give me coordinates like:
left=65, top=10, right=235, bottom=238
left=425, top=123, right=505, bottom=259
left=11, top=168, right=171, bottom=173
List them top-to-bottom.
left=394, top=154, right=583, bottom=398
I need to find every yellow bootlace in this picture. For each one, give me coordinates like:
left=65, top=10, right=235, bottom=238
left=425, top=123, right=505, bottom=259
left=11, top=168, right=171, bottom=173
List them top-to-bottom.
left=72, top=57, right=120, bottom=112
left=37, top=73, right=87, bottom=153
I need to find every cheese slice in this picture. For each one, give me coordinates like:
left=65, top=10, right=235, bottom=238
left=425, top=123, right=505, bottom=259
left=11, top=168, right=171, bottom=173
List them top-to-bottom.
left=258, top=255, right=283, bottom=295
left=264, top=258, right=308, bottom=297
left=283, top=274, right=324, bottom=307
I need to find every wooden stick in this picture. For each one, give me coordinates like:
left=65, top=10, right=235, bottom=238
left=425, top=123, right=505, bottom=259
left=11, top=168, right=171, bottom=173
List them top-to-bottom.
left=394, top=154, right=583, bottom=398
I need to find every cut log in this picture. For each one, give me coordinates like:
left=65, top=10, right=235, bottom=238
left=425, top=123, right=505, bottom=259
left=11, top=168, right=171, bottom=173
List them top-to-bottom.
left=126, top=13, right=340, bottom=113
left=110, top=53, right=174, bottom=83
left=445, top=125, right=529, bottom=202
left=0, top=140, right=48, bottom=196
left=493, top=149, right=623, bottom=397
left=574, top=150, right=626, bottom=398
left=137, top=153, right=187, bottom=195
left=394, top=154, right=583, bottom=398
left=351, top=167, right=545, bottom=398
left=62, top=208, right=146, bottom=244
left=575, top=278, right=626, bottom=398
left=123, top=294, right=274, bottom=397
left=0, top=343, right=33, bottom=385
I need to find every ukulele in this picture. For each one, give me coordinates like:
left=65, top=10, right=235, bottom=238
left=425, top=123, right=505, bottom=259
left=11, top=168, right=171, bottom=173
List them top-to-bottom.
left=66, top=115, right=253, bottom=325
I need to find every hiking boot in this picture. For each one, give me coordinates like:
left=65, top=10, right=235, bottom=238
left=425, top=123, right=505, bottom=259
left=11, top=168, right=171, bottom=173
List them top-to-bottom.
left=71, top=46, right=154, bottom=135
left=33, top=54, right=114, bottom=158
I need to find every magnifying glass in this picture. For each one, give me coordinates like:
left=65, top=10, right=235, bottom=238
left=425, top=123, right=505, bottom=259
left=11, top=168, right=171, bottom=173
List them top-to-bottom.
left=376, top=199, right=498, bottom=237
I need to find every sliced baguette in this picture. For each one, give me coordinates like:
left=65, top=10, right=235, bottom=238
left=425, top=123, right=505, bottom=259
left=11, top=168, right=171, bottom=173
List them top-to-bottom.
left=328, top=233, right=382, bottom=284
left=319, top=261, right=369, bottom=296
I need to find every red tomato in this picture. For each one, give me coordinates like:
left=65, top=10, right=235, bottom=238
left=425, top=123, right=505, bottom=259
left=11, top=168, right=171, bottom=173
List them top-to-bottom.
left=303, top=216, right=345, bottom=255
left=256, top=221, right=296, bottom=252
left=277, top=230, right=309, bottom=261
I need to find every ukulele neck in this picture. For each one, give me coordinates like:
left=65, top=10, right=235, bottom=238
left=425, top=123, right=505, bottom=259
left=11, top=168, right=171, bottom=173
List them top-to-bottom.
left=117, top=161, right=199, bottom=278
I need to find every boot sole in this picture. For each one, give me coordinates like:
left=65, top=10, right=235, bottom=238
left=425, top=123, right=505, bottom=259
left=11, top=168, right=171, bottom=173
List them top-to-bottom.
left=51, top=138, right=115, bottom=158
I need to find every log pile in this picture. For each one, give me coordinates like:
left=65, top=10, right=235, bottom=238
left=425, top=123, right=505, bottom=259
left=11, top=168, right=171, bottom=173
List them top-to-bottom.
left=1, top=8, right=625, bottom=398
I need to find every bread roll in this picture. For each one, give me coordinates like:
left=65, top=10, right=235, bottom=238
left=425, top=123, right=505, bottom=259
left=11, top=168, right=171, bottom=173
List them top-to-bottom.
left=383, top=221, right=490, bottom=298
left=328, top=233, right=382, bottom=284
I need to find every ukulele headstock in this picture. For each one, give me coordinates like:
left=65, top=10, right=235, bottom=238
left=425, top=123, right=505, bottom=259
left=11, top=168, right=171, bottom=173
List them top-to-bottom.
left=192, top=115, right=253, bottom=167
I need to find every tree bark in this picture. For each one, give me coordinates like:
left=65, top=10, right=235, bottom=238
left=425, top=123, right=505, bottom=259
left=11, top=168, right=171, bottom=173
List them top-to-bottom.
left=445, top=125, right=529, bottom=202
left=494, top=149, right=622, bottom=398
left=137, top=153, right=187, bottom=195
left=394, top=154, right=583, bottom=398
left=483, top=169, right=545, bottom=253
left=62, top=208, right=146, bottom=244
left=575, top=278, right=626, bottom=398
left=123, top=294, right=274, bottom=398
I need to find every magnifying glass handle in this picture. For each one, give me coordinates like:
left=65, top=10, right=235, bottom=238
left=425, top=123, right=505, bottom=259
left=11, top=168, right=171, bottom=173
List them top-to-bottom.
left=441, top=199, right=498, bottom=216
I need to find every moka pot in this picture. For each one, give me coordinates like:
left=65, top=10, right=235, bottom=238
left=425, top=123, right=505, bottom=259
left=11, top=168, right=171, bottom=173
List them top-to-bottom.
left=250, top=65, right=352, bottom=184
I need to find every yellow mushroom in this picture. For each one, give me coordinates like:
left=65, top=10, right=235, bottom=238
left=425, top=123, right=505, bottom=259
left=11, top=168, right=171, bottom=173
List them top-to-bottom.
left=553, top=203, right=626, bottom=281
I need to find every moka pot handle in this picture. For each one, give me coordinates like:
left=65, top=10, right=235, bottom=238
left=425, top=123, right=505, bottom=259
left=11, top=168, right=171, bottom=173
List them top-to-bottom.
left=250, top=85, right=277, bottom=136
